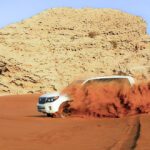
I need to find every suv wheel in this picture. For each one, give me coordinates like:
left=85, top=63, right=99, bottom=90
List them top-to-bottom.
left=57, top=102, right=71, bottom=118
left=46, top=113, right=53, bottom=117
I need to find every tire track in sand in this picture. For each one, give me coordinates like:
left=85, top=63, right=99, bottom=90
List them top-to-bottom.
left=109, top=116, right=141, bottom=150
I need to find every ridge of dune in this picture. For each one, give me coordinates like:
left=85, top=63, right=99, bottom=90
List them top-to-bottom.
left=0, top=8, right=150, bottom=94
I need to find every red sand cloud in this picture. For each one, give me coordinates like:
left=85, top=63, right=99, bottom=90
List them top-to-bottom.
left=62, top=80, right=150, bottom=118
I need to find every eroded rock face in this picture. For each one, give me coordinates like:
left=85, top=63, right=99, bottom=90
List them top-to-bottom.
left=0, top=8, right=150, bottom=94
left=0, top=61, right=8, bottom=74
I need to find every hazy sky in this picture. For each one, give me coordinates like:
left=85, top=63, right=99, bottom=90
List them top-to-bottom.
left=0, top=0, right=150, bottom=33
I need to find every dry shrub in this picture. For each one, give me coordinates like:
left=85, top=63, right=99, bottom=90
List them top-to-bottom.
left=88, top=31, right=99, bottom=38
left=110, top=41, right=117, bottom=49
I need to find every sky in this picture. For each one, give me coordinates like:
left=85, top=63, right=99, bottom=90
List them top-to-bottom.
left=0, top=0, right=150, bottom=33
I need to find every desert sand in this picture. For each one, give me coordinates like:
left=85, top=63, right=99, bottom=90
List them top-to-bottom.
left=0, top=94, right=149, bottom=150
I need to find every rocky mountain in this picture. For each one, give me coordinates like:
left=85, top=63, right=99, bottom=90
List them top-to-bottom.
left=0, top=8, right=150, bottom=94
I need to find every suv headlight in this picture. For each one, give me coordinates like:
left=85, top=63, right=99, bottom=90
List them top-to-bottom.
left=46, top=96, right=59, bottom=103
left=53, top=96, right=59, bottom=100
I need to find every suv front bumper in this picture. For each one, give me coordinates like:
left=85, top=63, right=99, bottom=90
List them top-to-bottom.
left=37, top=104, right=53, bottom=114
left=37, top=105, right=46, bottom=112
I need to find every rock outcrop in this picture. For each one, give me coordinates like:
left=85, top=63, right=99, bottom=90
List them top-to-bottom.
left=0, top=8, right=150, bottom=94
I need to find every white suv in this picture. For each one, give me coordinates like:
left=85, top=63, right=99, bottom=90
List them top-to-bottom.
left=37, top=75, right=135, bottom=117
left=37, top=92, right=70, bottom=117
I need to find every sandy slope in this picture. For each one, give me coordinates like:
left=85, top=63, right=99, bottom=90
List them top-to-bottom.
left=0, top=8, right=150, bottom=94
left=0, top=94, right=149, bottom=150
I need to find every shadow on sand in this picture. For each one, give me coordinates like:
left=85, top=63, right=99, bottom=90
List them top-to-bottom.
left=25, top=115, right=50, bottom=118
